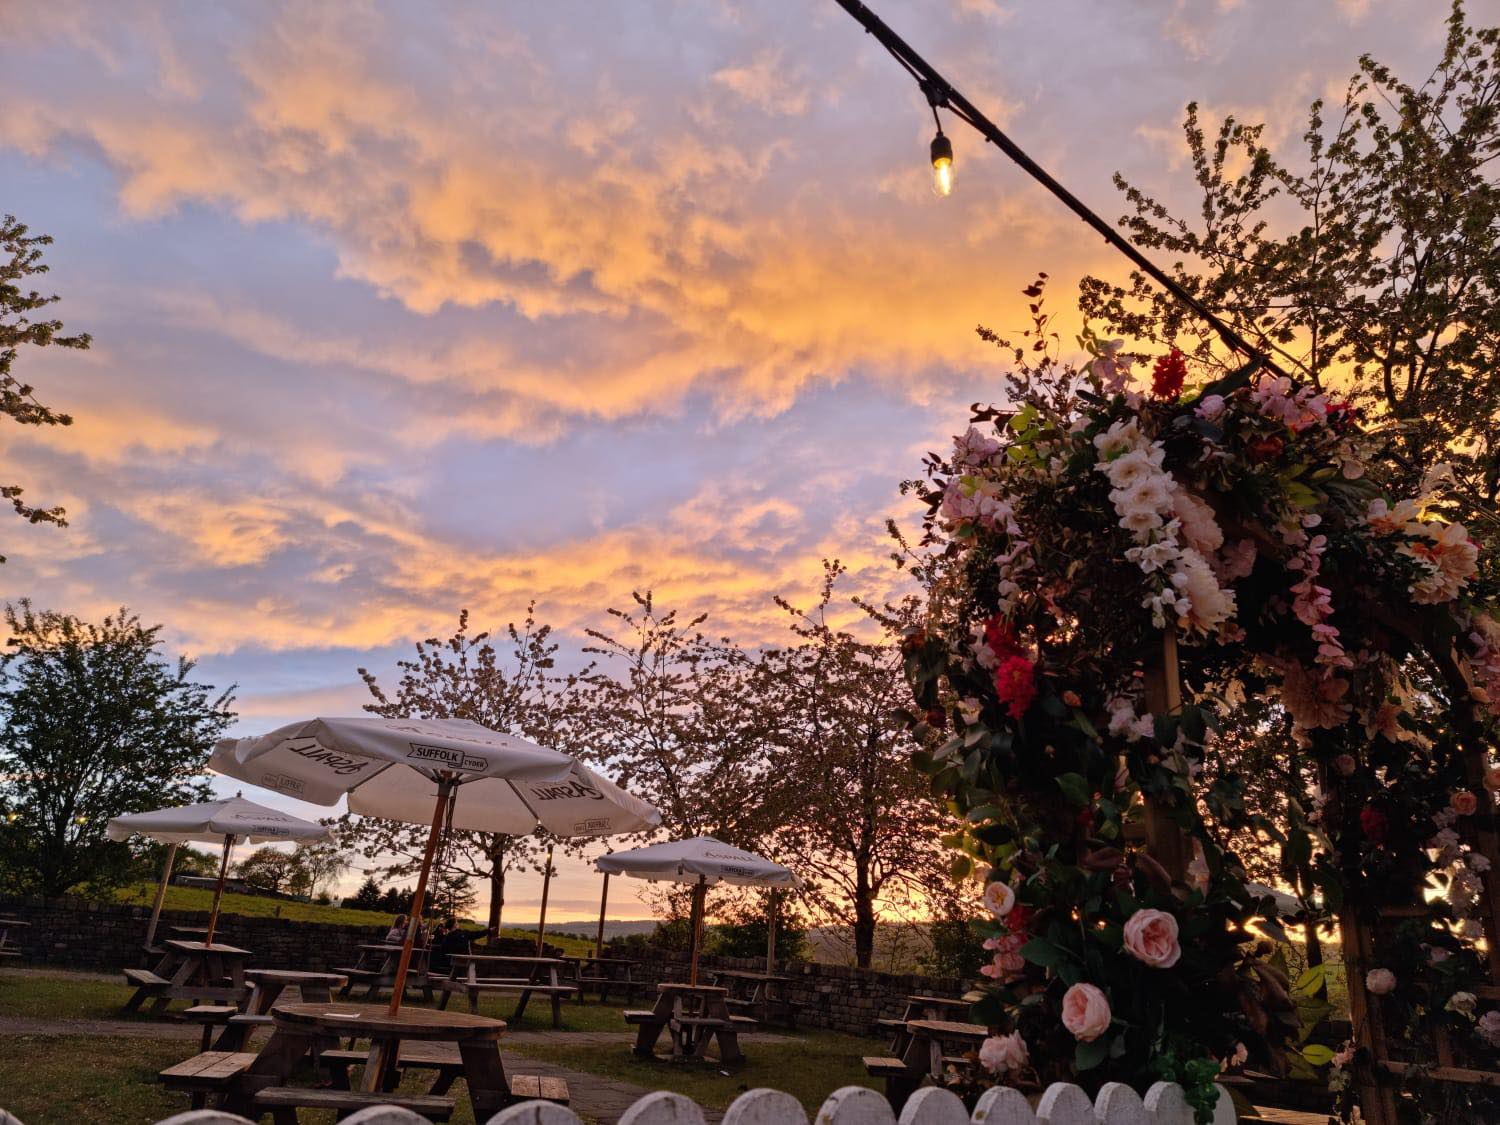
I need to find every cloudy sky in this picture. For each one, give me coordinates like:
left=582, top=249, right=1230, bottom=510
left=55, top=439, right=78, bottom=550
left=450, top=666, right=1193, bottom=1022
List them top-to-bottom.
left=0, top=0, right=1451, bottom=921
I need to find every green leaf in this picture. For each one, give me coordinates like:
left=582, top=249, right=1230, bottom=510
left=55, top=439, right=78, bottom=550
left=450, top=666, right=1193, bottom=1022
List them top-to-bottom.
left=1056, top=772, right=1090, bottom=808
left=1020, top=937, right=1065, bottom=969
left=1292, top=964, right=1327, bottom=998
left=1075, top=1036, right=1109, bottom=1071
left=1299, top=1044, right=1335, bottom=1068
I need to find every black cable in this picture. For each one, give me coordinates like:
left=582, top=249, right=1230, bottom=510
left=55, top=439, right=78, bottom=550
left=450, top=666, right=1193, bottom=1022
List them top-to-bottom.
left=829, top=0, right=1288, bottom=378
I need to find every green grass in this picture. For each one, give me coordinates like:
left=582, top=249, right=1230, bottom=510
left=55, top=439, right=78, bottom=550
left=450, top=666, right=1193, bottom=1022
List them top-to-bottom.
left=0, top=970, right=144, bottom=1021
left=506, top=1030, right=880, bottom=1113
left=0, top=1034, right=187, bottom=1125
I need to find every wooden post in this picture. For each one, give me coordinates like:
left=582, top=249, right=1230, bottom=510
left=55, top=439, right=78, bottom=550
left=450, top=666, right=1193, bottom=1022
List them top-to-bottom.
left=1141, top=628, right=1189, bottom=882
left=388, top=776, right=452, bottom=1017
left=203, top=835, right=233, bottom=946
left=144, top=842, right=179, bottom=954
left=535, top=844, right=554, bottom=956
left=595, top=872, right=610, bottom=959
left=688, top=877, right=707, bottom=986
left=765, top=891, right=778, bottom=973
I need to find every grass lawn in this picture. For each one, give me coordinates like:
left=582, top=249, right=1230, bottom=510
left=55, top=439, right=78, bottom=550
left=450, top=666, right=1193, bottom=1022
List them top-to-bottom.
left=0, top=970, right=882, bottom=1122
left=505, top=1030, right=880, bottom=1112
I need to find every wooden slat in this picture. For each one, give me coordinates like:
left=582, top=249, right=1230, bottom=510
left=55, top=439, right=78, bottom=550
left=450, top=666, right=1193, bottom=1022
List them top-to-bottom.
left=1381, top=1061, right=1500, bottom=1086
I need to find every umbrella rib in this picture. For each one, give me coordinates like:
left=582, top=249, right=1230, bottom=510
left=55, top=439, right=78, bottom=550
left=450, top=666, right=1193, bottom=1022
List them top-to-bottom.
left=504, top=778, right=543, bottom=825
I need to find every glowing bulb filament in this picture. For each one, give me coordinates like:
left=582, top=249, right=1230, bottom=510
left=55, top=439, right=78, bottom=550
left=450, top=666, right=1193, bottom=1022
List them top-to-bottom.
left=930, top=132, right=954, bottom=197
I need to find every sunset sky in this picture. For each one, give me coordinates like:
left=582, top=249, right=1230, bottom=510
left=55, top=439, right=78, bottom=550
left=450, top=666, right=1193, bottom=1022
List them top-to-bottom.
left=0, top=0, right=1450, bottom=923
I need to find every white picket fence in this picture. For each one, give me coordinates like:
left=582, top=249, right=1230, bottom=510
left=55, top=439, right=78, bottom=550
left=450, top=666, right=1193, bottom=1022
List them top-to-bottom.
left=0, top=1081, right=1235, bottom=1125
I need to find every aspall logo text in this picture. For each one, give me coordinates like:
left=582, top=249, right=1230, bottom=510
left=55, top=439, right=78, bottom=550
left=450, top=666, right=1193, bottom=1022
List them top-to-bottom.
left=288, top=744, right=368, bottom=776
left=406, top=744, right=487, bottom=772
left=263, top=773, right=305, bottom=795
left=529, top=780, right=604, bottom=802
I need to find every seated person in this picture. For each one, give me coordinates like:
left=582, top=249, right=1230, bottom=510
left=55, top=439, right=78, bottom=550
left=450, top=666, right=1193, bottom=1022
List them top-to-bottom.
left=384, top=915, right=409, bottom=944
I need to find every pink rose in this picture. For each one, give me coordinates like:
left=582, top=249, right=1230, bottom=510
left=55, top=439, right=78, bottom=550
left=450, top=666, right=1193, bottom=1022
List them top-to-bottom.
left=1333, top=753, right=1356, bottom=777
left=1483, top=766, right=1500, bottom=793
left=1451, top=790, right=1479, bottom=817
left=982, top=879, right=1015, bottom=918
left=1122, top=908, right=1182, bottom=969
left=980, top=934, right=1027, bottom=983
left=1365, top=968, right=1396, bottom=996
left=1061, top=982, right=1111, bottom=1042
left=978, top=1031, right=1029, bottom=1075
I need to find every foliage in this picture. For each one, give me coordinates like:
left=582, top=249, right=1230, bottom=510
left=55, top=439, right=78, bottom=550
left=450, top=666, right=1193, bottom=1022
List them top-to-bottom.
left=1079, top=2, right=1500, bottom=544
left=0, top=215, right=89, bottom=561
left=897, top=280, right=1498, bottom=1120
left=759, top=561, right=952, bottom=968
left=0, top=601, right=234, bottom=896
left=333, top=607, right=564, bottom=930
left=234, top=841, right=348, bottom=898
left=345, top=874, right=384, bottom=910
left=709, top=891, right=810, bottom=963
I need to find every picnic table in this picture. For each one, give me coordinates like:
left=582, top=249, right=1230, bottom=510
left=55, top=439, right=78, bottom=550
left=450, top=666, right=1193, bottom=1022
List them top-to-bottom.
left=0, top=916, right=28, bottom=965
left=123, top=938, right=252, bottom=1015
left=335, top=942, right=431, bottom=1002
left=435, top=954, right=575, bottom=1027
left=562, top=954, right=640, bottom=1003
left=211, top=968, right=349, bottom=1050
left=710, top=969, right=797, bottom=1026
left=624, top=982, right=756, bottom=1062
left=881, top=994, right=971, bottom=1053
left=223, top=1001, right=528, bottom=1122
left=863, top=1016, right=989, bottom=1111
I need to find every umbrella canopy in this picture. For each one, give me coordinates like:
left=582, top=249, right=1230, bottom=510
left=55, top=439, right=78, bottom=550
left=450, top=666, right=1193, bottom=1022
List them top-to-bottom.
left=208, top=716, right=572, bottom=806
left=209, top=716, right=655, bottom=1016
left=106, top=796, right=331, bottom=845
left=108, top=796, right=330, bottom=948
left=595, top=836, right=800, bottom=887
left=595, top=837, right=798, bottom=984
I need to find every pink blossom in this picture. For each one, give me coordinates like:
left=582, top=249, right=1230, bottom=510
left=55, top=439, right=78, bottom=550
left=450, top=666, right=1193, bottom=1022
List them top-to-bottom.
left=1194, top=394, right=1226, bottom=421
left=1334, top=754, right=1357, bottom=777
left=1451, top=790, right=1479, bottom=817
left=1122, top=908, right=1182, bottom=968
left=980, top=934, right=1027, bottom=983
left=1365, top=968, right=1397, bottom=996
left=1061, top=982, right=1111, bottom=1041
left=1478, top=1010, right=1500, bottom=1047
left=978, top=1031, right=1029, bottom=1075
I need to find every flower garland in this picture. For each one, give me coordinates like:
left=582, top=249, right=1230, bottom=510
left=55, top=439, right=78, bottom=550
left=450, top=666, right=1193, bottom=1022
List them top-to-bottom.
left=900, top=288, right=1499, bottom=1123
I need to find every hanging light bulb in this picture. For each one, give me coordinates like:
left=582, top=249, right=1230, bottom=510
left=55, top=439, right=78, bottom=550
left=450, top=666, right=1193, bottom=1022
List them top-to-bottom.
left=930, top=130, right=954, bottom=197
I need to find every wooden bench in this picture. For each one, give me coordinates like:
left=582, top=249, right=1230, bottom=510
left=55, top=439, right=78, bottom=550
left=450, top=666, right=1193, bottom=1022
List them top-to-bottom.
left=124, top=967, right=170, bottom=988
left=182, top=1005, right=239, bottom=1051
left=623, top=1009, right=657, bottom=1024
left=321, top=1042, right=467, bottom=1095
left=158, top=1050, right=257, bottom=1110
left=863, top=1056, right=921, bottom=1111
left=511, top=1075, right=571, bottom=1105
left=252, top=1086, right=455, bottom=1123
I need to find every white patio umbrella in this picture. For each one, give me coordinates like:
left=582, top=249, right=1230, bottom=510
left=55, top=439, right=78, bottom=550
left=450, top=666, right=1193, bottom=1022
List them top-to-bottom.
left=209, top=716, right=650, bottom=1014
left=107, top=796, right=330, bottom=948
left=595, top=837, right=799, bottom=984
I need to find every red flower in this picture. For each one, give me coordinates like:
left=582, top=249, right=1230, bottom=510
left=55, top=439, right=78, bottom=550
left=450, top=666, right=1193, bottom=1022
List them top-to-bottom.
left=1151, top=349, right=1187, bottom=400
left=1245, top=434, right=1285, bottom=463
left=984, top=615, right=1021, bottom=661
left=993, top=654, right=1037, bottom=719
left=925, top=707, right=948, bottom=731
left=1360, top=806, right=1389, bottom=845
left=1006, top=904, right=1032, bottom=937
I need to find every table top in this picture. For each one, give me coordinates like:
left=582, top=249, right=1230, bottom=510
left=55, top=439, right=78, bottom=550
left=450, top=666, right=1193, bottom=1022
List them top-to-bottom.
left=0, top=919, right=30, bottom=928
left=165, top=939, right=252, bottom=956
left=451, top=953, right=564, bottom=966
left=244, top=969, right=349, bottom=985
left=713, top=970, right=791, bottom=982
left=657, top=982, right=728, bottom=994
left=271, top=1001, right=506, bottom=1040
left=906, top=1018, right=989, bottom=1039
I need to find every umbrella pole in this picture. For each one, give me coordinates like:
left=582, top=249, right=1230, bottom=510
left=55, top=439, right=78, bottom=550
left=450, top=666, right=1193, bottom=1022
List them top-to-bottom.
left=389, top=778, right=453, bottom=1017
left=204, top=835, right=233, bottom=946
left=144, top=842, right=179, bottom=954
left=535, top=843, right=554, bottom=956
left=595, top=872, right=610, bottom=959
left=688, top=876, right=707, bottom=986
left=765, top=891, right=777, bottom=974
